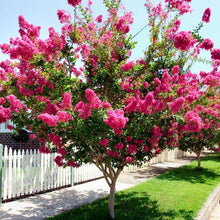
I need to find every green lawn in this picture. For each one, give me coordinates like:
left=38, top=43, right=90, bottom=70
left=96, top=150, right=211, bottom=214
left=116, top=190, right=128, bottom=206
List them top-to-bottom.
left=47, top=153, right=220, bottom=220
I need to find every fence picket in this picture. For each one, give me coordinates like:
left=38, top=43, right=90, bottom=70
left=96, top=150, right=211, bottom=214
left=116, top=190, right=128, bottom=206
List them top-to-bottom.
left=3, top=146, right=8, bottom=200
left=8, top=148, right=12, bottom=199
left=33, top=149, right=37, bottom=193
left=12, top=150, right=17, bottom=197
left=17, top=150, right=21, bottom=197
left=36, top=150, right=40, bottom=192
left=40, top=153, right=43, bottom=191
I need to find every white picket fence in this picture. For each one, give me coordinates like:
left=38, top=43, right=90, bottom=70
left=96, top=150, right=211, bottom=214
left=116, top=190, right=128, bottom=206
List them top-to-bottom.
left=0, top=145, right=103, bottom=202
left=0, top=145, right=185, bottom=202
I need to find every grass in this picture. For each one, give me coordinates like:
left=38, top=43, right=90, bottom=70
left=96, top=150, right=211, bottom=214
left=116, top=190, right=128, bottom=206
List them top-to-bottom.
left=47, top=153, right=220, bottom=220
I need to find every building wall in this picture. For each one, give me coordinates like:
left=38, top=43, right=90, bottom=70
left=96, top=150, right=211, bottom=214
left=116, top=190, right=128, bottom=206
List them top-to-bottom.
left=0, top=132, right=42, bottom=150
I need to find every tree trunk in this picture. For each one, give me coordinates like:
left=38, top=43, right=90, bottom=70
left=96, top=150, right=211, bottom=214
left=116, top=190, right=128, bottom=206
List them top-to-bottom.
left=197, top=152, right=201, bottom=170
left=108, top=179, right=116, bottom=219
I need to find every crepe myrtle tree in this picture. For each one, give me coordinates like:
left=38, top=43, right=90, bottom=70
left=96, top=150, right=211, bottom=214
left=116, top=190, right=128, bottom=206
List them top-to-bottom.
left=0, top=0, right=218, bottom=218
left=177, top=79, right=220, bottom=169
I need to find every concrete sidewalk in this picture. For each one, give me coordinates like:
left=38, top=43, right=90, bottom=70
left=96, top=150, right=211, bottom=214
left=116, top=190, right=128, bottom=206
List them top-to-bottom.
left=0, top=155, right=219, bottom=220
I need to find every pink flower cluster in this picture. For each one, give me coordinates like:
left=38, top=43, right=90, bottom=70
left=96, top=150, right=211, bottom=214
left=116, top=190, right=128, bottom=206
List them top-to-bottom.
left=67, top=0, right=82, bottom=7
left=165, top=0, right=192, bottom=15
left=202, top=8, right=211, bottom=23
left=57, top=10, right=71, bottom=24
left=115, top=12, right=133, bottom=34
left=165, top=20, right=181, bottom=40
left=174, top=31, right=195, bottom=51
left=200, top=38, right=214, bottom=50
left=211, top=49, right=220, bottom=61
left=120, top=61, right=135, bottom=72
left=85, top=89, right=102, bottom=109
left=61, top=92, right=72, bottom=110
left=6, top=95, right=27, bottom=113
left=169, top=97, right=185, bottom=113
left=74, top=101, right=91, bottom=120
left=0, top=106, right=11, bottom=123
left=104, top=109, right=129, bottom=135
left=57, top=111, right=73, bottom=122
left=184, top=111, right=203, bottom=132
left=38, top=113, right=59, bottom=127
left=149, top=126, right=163, bottom=147
left=49, top=133, right=62, bottom=148
left=99, top=138, right=109, bottom=147
left=114, top=143, right=123, bottom=150
left=127, top=144, right=138, bottom=154
left=39, top=147, right=50, bottom=154
left=54, top=156, right=64, bottom=167
left=67, top=160, right=78, bottom=168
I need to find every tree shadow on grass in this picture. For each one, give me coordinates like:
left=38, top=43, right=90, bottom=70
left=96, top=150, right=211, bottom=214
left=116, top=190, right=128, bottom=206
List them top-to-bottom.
left=156, top=155, right=220, bottom=184
left=49, top=191, right=194, bottom=220
left=115, top=191, right=194, bottom=220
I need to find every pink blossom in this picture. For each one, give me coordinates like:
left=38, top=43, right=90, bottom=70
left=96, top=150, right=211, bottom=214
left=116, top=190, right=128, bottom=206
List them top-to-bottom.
left=67, top=0, right=82, bottom=7
left=165, top=0, right=191, bottom=15
left=202, top=8, right=211, bottom=23
left=57, top=10, right=71, bottom=24
left=115, top=12, right=133, bottom=34
left=96, top=15, right=103, bottom=23
left=174, top=31, right=195, bottom=51
left=200, top=38, right=214, bottom=50
left=211, top=49, right=220, bottom=61
left=120, top=61, right=135, bottom=72
left=171, top=65, right=180, bottom=74
left=0, top=69, right=8, bottom=81
left=154, top=78, right=161, bottom=86
left=143, top=81, right=149, bottom=89
left=36, top=86, right=43, bottom=94
left=85, top=89, right=102, bottom=109
left=61, top=93, right=72, bottom=110
left=6, top=95, right=27, bottom=113
left=169, top=97, right=185, bottom=113
left=0, top=98, right=5, bottom=105
left=124, top=98, right=139, bottom=113
left=74, top=101, right=91, bottom=119
left=102, top=101, right=111, bottom=109
left=46, top=102, right=59, bottom=114
left=0, top=106, right=11, bottom=123
left=104, top=109, right=129, bottom=135
left=57, top=111, right=73, bottom=123
left=184, top=111, right=203, bottom=132
left=38, top=113, right=59, bottom=127
left=7, top=125, right=14, bottom=130
left=49, top=133, right=62, bottom=147
left=29, top=134, right=37, bottom=139
left=126, top=136, right=132, bottom=142
left=99, top=138, right=109, bottom=147
left=133, top=139, right=144, bottom=146
left=114, top=143, right=123, bottom=150
left=127, top=144, right=138, bottom=154
left=143, top=145, right=149, bottom=152
left=39, top=147, right=50, bottom=154
left=57, top=148, right=67, bottom=157
left=107, top=149, right=120, bottom=157
left=54, top=156, right=64, bottom=167
left=125, top=156, right=133, bottom=163
left=67, top=160, right=78, bottom=167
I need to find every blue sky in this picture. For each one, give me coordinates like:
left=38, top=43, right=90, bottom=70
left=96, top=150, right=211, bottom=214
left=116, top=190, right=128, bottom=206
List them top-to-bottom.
left=0, top=0, right=219, bottom=73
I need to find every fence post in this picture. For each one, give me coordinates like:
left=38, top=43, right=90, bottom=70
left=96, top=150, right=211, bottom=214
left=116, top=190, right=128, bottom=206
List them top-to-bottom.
left=0, top=144, right=3, bottom=204
left=71, top=167, right=74, bottom=186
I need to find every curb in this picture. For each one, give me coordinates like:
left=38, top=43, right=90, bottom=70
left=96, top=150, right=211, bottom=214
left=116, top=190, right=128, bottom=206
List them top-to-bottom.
left=194, top=182, right=220, bottom=220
